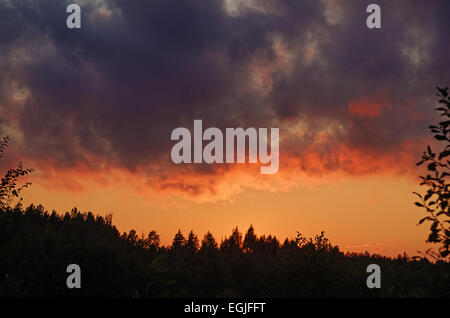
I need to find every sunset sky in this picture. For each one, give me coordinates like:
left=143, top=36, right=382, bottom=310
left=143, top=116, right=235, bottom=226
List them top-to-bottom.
left=1, top=0, right=449, bottom=257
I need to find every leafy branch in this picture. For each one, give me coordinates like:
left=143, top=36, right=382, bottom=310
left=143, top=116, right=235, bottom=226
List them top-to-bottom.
left=414, top=87, right=450, bottom=259
left=0, top=136, right=33, bottom=209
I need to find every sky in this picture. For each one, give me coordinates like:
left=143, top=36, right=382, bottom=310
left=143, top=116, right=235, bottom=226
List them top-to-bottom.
left=1, top=0, right=449, bottom=257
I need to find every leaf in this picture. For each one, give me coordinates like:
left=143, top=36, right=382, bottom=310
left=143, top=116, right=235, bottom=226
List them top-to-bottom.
left=436, top=86, right=449, bottom=98
left=439, top=120, right=450, bottom=127
left=434, top=135, right=446, bottom=141
left=439, top=150, right=450, bottom=160
left=424, top=190, right=433, bottom=201
left=412, top=192, right=422, bottom=198
left=415, top=202, right=425, bottom=207
left=418, top=216, right=433, bottom=225
left=430, top=221, right=439, bottom=231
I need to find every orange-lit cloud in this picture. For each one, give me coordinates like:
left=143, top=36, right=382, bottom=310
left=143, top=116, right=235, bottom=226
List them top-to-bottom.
left=349, top=98, right=391, bottom=118
left=16, top=129, right=427, bottom=205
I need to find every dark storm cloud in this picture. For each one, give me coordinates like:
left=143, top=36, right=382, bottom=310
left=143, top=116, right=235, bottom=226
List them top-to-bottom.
left=0, top=0, right=449, bottom=181
left=271, top=0, right=449, bottom=151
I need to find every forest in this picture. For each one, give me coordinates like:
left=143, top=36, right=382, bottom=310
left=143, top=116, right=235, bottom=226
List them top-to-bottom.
left=0, top=204, right=449, bottom=297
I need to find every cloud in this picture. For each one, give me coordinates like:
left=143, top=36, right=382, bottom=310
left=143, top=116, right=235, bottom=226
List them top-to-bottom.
left=0, top=0, right=449, bottom=201
left=348, top=97, right=391, bottom=119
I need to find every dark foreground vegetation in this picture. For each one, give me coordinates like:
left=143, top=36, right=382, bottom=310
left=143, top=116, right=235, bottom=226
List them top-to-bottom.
left=0, top=205, right=449, bottom=298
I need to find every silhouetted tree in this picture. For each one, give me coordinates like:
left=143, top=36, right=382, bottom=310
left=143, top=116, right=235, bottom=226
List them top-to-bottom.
left=414, top=86, right=450, bottom=259
left=0, top=136, right=33, bottom=208
left=1, top=205, right=449, bottom=297
left=243, top=225, right=257, bottom=253
left=221, top=226, right=242, bottom=254
left=145, top=230, right=160, bottom=253
left=172, top=230, right=186, bottom=249
left=186, top=230, right=199, bottom=251
left=200, top=231, right=218, bottom=252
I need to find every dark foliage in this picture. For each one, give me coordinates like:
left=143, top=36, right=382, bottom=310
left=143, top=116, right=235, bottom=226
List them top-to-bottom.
left=415, top=87, right=450, bottom=259
left=0, top=136, right=33, bottom=209
left=0, top=205, right=449, bottom=298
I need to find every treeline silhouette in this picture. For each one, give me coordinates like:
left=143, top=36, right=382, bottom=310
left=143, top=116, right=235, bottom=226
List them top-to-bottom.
left=0, top=204, right=449, bottom=298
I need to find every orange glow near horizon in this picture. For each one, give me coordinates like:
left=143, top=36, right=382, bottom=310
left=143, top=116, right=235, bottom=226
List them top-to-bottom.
left=20, top=172, right=430, bottom=258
